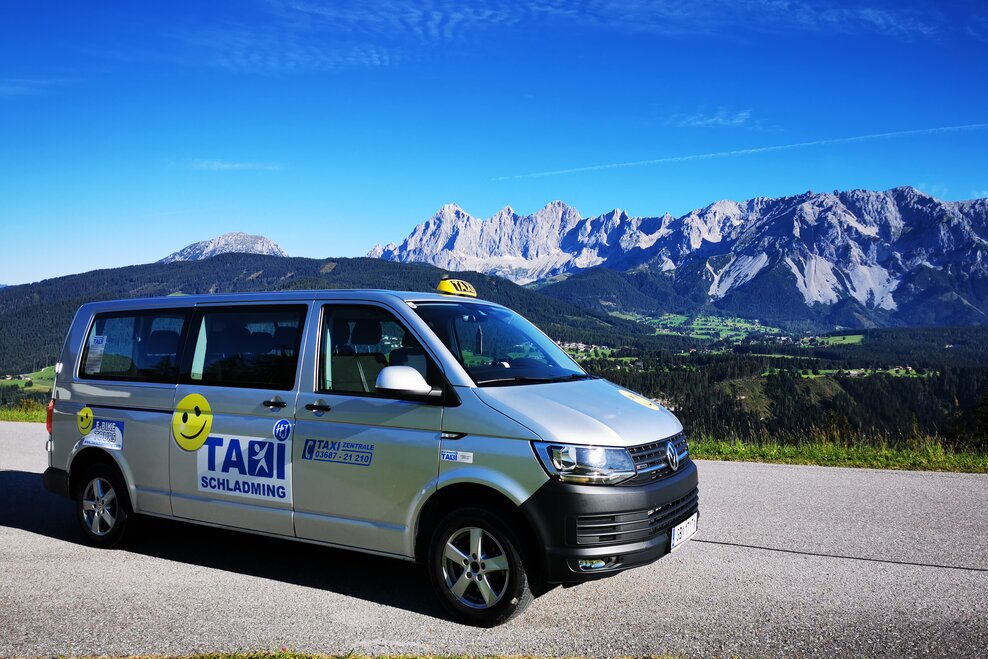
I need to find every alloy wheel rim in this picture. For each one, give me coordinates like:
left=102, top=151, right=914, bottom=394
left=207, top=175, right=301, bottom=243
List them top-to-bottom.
left=81, top=477, right=117, bottom=537
left=441, top=526, right=510, bottom=609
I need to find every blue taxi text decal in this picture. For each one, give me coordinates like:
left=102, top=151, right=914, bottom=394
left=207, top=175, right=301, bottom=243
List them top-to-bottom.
left=81, top=419, right=124, bottom=450
left=198, top=434, right=292, bottom=502
left=302, top=439, right=374, bottom=467
left=441, top=449, right=473, bottom=464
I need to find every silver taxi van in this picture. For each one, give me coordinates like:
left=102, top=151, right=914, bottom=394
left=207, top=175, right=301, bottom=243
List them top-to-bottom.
left=43, top=279, right=699, bottom=626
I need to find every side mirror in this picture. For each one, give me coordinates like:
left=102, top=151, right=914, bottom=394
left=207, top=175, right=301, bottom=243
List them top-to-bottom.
left=376, top=365, right=434, bottom=398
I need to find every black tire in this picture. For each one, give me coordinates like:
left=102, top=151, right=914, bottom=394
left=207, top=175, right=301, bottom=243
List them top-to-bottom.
left=75, top=463, right=131, bottom=548
left=427, top=507, right=533, bottom=627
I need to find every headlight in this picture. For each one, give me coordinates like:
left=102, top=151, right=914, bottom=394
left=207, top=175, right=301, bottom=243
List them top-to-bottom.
left=532, top=442, right=636, bottom=485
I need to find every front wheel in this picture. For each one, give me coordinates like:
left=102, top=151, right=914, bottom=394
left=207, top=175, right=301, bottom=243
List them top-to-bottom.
left=75, top=463, right=130, bottom=548
left=427, top=508, right=533, bottom=626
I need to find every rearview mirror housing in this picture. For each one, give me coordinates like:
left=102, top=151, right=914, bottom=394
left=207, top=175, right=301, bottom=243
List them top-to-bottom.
left=376, top=365, right=434, bottom=398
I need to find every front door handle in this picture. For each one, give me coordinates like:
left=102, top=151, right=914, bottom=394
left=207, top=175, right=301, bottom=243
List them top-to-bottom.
left=263, top=400, right=287, bottom=409
left=305, top=403, right=332, bottom=413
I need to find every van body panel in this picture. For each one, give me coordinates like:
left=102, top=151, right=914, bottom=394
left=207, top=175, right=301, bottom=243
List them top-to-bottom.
left=293, top=299, right=444, bottom=557
left=167, top=300, right=310, bottom=537
left=54, top=302, right=185, bottom=516
left=474, top=378, right=683, bottom=447
left=168, top=383, right=298, bottom=536
left=434, top=388, right=548, bottom=504
left=66, top=389, right=177, bottom=515
left=441, top=389, right=541, bottom=442
left=292, top=397, right=441, bottom=556
left=434, top=434, right=550, bottom=507
left=65, top=443, right=141, bottom=511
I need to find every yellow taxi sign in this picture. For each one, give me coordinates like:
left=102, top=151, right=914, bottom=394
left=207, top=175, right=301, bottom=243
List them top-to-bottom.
left=436, top=276, right=477, bottom=298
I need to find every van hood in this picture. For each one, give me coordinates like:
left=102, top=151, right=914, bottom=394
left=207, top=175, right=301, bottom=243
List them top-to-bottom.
left=474, top=378, right=683, bottom=448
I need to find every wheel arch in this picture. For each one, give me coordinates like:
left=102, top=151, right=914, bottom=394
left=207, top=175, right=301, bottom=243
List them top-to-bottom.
left=68, top=447, right=134, bottom=511
left=414, top=482, right=544, bottom=580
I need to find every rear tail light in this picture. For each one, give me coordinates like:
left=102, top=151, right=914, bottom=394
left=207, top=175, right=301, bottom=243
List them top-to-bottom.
left=46, top=399, right=54, bottom=434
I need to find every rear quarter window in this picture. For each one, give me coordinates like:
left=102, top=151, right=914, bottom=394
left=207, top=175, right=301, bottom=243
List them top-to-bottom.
left=79, top=310, right=191, bottom=383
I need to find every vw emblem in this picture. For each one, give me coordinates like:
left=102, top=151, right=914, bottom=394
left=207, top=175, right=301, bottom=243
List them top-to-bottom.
left=666, top=440, right=680, bottom=471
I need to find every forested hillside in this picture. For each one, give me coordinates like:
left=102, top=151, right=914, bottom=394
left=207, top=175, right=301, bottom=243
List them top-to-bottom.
left=0, top=254, right=648, bottom=375
left=578, top=327, right=988, bottom=453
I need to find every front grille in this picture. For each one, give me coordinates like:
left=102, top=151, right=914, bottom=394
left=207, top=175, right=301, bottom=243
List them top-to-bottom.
left=624, top=433, right=689, bottom=484
left=573, top=487, right=699, bottom=546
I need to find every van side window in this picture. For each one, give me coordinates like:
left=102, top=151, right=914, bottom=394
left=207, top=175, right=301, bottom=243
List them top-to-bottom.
left=183, top=305, right=306, bottom=390
left=320, top=305, right=440, bottom=395
left=80, top=310, right=190, bottom=382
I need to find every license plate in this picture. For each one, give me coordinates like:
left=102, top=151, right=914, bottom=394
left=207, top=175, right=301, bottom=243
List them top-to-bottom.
left=670, top=512, right=698, bottom=551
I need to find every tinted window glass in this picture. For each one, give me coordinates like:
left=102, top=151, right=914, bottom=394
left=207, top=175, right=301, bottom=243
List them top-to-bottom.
left=412, top=302, right=585, bottom=386
left=185, top=305, right=306, bottom=390
left=319, top=305, right=440, bottom=394
left=80, top=310, right=190, bottom=382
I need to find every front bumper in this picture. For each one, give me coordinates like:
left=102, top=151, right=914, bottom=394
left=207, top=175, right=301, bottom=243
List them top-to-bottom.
left=521, top=459, right=699, bottom=584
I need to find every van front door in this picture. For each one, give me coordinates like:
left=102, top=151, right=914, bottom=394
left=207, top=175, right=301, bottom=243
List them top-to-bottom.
left=168, top=303, right=308, bottom=536
left=293, top=303, right=443, bottom=557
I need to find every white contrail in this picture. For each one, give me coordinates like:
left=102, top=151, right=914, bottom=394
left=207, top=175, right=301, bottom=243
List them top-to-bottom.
left=494, top=123, right=988, bottom=181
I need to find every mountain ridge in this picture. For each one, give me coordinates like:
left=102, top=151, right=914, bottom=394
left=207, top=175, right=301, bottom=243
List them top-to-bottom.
left=370, top=187, right=988, bottom=327
left=159, top=231, right=288, bottom=263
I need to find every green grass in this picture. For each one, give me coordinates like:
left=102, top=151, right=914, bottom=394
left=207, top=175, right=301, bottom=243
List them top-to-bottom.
left=607, top=310, right=642, bottom=321
left=645, top=313, right=782, bottom=342
left=804, top=333, right=865, bottom=346
left=566, top=347, right=621, bottom=360
left=2, top=364, right=56, bottom=392
left=0, top=403, right=46, bottom=423
left=691, top=437, right=987, bottom=473
left=44, top=655, right=638, bottom=659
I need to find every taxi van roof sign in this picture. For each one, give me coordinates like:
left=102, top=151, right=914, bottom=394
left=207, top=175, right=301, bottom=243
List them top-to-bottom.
left=436, top=276, right=477, bottom=298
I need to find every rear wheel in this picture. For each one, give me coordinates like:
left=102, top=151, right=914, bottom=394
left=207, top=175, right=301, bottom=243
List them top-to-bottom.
left=75, top=463, right=130, bottom=548
left=428, top=507, right=533, bottom=626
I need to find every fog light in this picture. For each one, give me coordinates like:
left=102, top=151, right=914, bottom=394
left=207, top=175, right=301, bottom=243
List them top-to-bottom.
left=577, top=558, right=611, bottom=571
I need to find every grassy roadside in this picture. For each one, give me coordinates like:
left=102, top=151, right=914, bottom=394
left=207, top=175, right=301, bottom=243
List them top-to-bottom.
left=0, top=404, right=46, bottom=423
left=3, top=405, right=983, bottom=473
left=691, top=437, right=988, bottom=473
left=11, top=655, right=623, bottom=659
left=18, top=655, right=525, bottom=659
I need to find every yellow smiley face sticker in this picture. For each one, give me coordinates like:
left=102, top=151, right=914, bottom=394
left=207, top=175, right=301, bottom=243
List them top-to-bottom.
left=618, top=389, right=662, bottom=411
left=172, top=393, right=213, bottom=451
left=77, top=407, right=94, bottom=435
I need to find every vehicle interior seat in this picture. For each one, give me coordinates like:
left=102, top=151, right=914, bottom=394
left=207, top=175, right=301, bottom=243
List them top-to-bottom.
left=329, top=317, right=376, bottom=392
left=349, top=319, right=388, bottom=392
left=204, top=323, right=250, bottom=379
left=272, top=325, right=298, bottom=356
left=139, top=329, right=180, bottom=375
left=249, top=331, right=274, bottom=356
left=389, top=332, right=428, bottom=381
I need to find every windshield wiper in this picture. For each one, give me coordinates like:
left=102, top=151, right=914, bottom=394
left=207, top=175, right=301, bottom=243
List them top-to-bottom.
left=475, top=373, right=594, bottom=386
left=548, top=373, right=595, bottom=382
left=475, top=376, right=556, bottom=387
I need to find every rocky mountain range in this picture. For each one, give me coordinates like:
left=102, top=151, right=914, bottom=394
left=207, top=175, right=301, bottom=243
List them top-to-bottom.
left=369, top=187, right=988, bottom=327
left=159, top=232, right=287, bottom=263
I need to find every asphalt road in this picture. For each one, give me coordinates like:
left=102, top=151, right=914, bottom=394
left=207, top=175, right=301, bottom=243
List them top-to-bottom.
left=1, top=421, right=986, bottom=658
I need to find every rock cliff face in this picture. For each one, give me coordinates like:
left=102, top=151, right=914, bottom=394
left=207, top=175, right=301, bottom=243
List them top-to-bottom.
left=370, top=187, right=988, bottom=325
left=159, top=232, right=288, bottom=263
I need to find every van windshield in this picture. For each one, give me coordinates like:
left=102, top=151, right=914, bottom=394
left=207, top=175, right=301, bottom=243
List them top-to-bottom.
left=412, top=301, right=588, bottom=386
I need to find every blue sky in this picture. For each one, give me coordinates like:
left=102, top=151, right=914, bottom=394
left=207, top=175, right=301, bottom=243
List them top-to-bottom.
left=2, top=0, right=987, bottom=284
